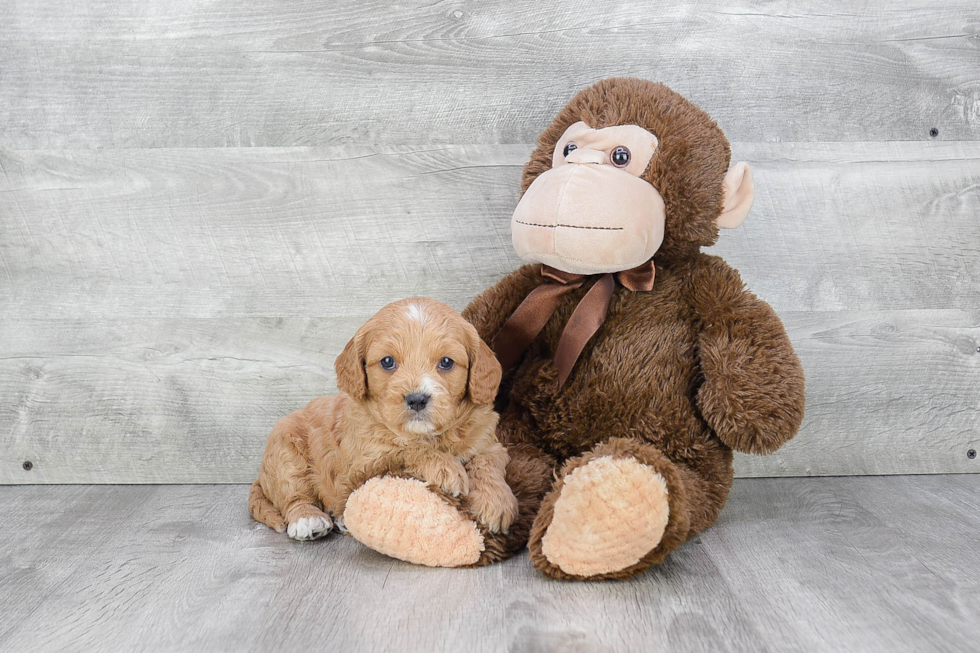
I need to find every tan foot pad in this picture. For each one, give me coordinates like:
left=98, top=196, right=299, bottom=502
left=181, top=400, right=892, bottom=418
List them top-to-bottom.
left=542, top=456, right=669, bottom=577
left=344, top=477, right=484, bottom=568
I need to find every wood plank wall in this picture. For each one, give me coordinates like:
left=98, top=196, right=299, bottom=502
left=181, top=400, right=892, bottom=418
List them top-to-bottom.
left=1, top=1, right=978, bottom=483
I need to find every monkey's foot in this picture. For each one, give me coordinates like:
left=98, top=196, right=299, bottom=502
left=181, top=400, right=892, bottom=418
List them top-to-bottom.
left=531, top=456, right=670, bottom=579
left=344, top=476, right=484, bottom=567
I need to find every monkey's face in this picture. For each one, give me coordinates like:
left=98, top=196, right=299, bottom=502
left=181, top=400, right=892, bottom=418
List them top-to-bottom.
left=511, top=121, right=665, bottom=275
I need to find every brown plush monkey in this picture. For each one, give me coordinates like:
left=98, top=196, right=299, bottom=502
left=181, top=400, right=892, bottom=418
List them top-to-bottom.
left=342, top=78, right=806, bottom=579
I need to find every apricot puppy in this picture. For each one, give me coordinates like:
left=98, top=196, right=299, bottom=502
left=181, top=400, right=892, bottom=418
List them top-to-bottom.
left=249, top=297, right=518, bottom=541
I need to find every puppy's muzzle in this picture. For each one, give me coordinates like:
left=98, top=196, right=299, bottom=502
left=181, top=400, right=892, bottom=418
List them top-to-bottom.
left=404, top=392, right=431, bottom=414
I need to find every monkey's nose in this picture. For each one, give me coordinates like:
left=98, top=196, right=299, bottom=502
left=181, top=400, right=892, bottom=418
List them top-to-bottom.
left=404, top=392, right=431, bottom=412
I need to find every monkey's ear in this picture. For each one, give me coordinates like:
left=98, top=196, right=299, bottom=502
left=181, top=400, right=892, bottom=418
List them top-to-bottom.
left=718, top=162, right=754, bottom=229
left=466, top=325, right=502, bottom=405
left=335, top=334, right=367, bottom=400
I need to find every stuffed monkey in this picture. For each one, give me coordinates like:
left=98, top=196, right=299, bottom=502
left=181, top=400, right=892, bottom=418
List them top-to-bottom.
left=342, top=78, right=805, bottom=579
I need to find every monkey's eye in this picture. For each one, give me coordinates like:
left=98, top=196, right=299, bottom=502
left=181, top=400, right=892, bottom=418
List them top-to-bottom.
left=562, top=142, right=578, bottom=158
left=611, top=146, right=631, bottom=168
left=380, top=356, right=396, bottom=371
left=438, top=357, right=455, bottom=371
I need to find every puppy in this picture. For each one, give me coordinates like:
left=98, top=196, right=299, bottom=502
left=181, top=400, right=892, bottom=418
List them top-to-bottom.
left=249, top=297, right=519, bottom=541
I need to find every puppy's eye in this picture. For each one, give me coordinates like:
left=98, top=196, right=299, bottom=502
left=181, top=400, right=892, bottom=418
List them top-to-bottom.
left=562, top=142, right=578, bottom=158
left=611, top=146, right=631, bottom=168
left=380, top=356, right=396, bottom=371
left=437, top=357, right=455, bottom=371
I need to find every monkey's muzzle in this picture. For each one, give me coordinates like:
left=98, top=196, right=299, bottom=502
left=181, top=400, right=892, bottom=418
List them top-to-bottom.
left=511, top=163, right=666, bottom=275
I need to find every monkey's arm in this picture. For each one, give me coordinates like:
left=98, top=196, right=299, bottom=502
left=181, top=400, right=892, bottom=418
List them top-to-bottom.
left=693, top=257, right=805, bottom=455
left=462, top=264, right=544, bottom=344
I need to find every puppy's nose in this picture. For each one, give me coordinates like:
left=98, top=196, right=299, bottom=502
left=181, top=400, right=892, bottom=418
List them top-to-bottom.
left=404, top=392, right=431, bottom=412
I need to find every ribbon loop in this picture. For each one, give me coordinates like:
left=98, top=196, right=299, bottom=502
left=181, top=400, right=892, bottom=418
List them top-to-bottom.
left=491, top=260, right=655, bottom=386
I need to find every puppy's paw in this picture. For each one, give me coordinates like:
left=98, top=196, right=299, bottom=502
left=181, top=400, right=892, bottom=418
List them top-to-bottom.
left=424, top=460, right=470, bottom=498
left=466, top=483, right=520, bottom=534
left=286, top=515, right=333, bottom=541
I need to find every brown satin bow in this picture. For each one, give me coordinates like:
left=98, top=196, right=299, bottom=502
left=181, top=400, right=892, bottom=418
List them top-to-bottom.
left=492, top=260, right=656, bottom=386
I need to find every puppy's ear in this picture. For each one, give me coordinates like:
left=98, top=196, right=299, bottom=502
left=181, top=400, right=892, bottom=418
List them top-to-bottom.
left=466, top=325, right=502, bottom=405
left=335, top=334, right=367, bottom=400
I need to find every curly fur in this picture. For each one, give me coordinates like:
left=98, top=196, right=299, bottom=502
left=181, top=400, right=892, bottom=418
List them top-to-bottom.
left=249, top=298, right=518, bottom=539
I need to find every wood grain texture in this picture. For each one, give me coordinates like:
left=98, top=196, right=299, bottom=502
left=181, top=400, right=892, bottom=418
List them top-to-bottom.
left=1, top=0, right=978, bottom=148
left=2, top=0, right=979, bottom=483
left=2, top=141, right=978, bottom=319
left=713, top=141, right=980, bottom=314
left=2, top=142, right=979, bottom=482
left=0, top=145, right=525, bottom=320
left=735, top=308, right=980, bottom=478
left=0, top=309, right=976, bottom=483
left=704, top=475, right=980, bottom=653
left=1, top=478, right=978, bottom=652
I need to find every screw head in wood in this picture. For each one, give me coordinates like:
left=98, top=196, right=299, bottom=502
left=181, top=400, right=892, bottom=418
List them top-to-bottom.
left=929, top=127, right=939, bottom=137
left=969, top=449, right=977, bottom=460
left=22, top=461, right=33, bottom=471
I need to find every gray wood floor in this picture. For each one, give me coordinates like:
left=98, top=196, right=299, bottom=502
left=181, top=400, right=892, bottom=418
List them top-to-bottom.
left=1, top=476, right=977, bottom=653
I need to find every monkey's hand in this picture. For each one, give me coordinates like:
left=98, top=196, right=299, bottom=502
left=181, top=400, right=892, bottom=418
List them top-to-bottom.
left=695, top=288, right=805, bottom=455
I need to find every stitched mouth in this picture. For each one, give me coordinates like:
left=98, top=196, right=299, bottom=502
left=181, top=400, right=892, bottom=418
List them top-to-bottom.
left=515, top=219, right=623, bottom=231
